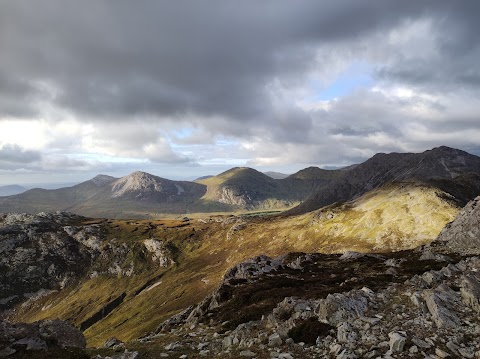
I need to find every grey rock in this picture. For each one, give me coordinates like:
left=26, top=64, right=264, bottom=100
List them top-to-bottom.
left=433, top=196, right=480, bottom=255
left=143, top=239, right=174, bottom=267
left=419, top=250, right=450, bottom=262
left=460, top=274, right=480, bottom=313
left=422, top=288, right=461, bottom=328
left=316, top=289, right=371, bottom=326
left=0, top=319, right=86, bottom=352
left=337, top=322, right=357, bottom=345
left=388, top=332, right=406, bottom=352
left=268, top=333, right=282, bottom=347
left=104, top=337, right=124, bottom=348
left=412, top=337, right=432, bottom=349
left=164, top=341, right=182, bottom=350
left=458, top=347, right=475, bottom=358
left=435, top=348, right=451, bottom=358
left=239, top=350, right=256, bottom=357
left=116, top=351, right=140, bottom=359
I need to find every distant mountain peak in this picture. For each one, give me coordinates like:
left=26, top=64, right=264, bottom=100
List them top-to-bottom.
left=111, top=171, right=167, bottom=198
left=128, top=171, right=152, bottom=177
left=91, top=174, right=117, bottom=187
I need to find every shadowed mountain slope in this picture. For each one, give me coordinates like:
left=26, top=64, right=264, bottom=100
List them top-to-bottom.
left=289, top=146, right=480, bottom=215
left=198, top=166, right=343, bottom=210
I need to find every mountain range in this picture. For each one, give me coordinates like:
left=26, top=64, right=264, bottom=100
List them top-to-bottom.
left=0, top=146, right=479, bottom=219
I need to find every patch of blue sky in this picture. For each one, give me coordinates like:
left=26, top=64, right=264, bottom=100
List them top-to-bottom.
left=310, top=62, right=375, bottom=101
left=171, top=127, right=195, bottom=139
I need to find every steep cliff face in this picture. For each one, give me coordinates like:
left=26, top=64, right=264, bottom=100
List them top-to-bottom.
left=432, top=195, right=480, bottom=255
left=0, top=212, right=99, bottom=309
left=0, top=212, right=176, bottom=312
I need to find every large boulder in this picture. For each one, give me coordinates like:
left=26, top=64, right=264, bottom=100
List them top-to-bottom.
left=433, top=196, right=480, bottom=255
left=0, top=319, right=86, bottom=356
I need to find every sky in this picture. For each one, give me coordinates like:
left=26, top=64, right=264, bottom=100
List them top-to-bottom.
left=1, top=1, right=480, bottom=186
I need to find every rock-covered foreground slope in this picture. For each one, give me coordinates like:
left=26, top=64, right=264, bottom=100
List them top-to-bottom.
left=137, top=254, right=480, bottom=359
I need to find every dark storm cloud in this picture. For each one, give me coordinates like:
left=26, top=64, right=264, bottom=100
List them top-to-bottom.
left=0, top=0, right=447, bottom=125
left=1, top=0, right=480, bottom=172
left=376, top=2, right=480, bottom=92
left=0, top=145, right=41, bottom=164
left=0, top=145, right=42, bottom=170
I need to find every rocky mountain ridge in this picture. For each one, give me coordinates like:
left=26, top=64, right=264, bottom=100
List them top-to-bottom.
left=0, top=146, right=478, bottom=218
left=290, top=146, right=480, bottom=215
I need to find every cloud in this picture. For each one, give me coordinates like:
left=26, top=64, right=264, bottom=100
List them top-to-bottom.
left=0, top=1, right=480, bottom=179
left=0, top=145, right=42, bottom=168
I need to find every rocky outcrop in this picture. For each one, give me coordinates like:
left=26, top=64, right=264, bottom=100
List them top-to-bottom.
left=110, top=171, right=206, bottom=202
left=433, top=195, right=480, bottom=255
left=0, top=212, right=100, bottom=309
left=0, top=212, right=151, bottom=313
left=143, top=239, right=174, bottom=267
left=0, top=319, right=86, bottom=357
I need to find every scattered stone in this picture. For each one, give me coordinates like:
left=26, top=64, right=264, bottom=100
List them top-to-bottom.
left=460, top=274, right=480, bottom=313
left=422, top=289, right=461, bottom=328
left=388, top=332, right=406, bottom=352
left=268, top=333, right=282, bottom=347
left=104, top=337, right=124, bottom=348
left=412, top=337, right=431, bottom=349
left=164, top=341, right=182, bottom=350
left=458, top=347, right=475, bottom=358
left=435, top=348, right=450, bottom=358
left=240, top=350, right=256, bottom=357
left=117, top=351, right=140, bottom=359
